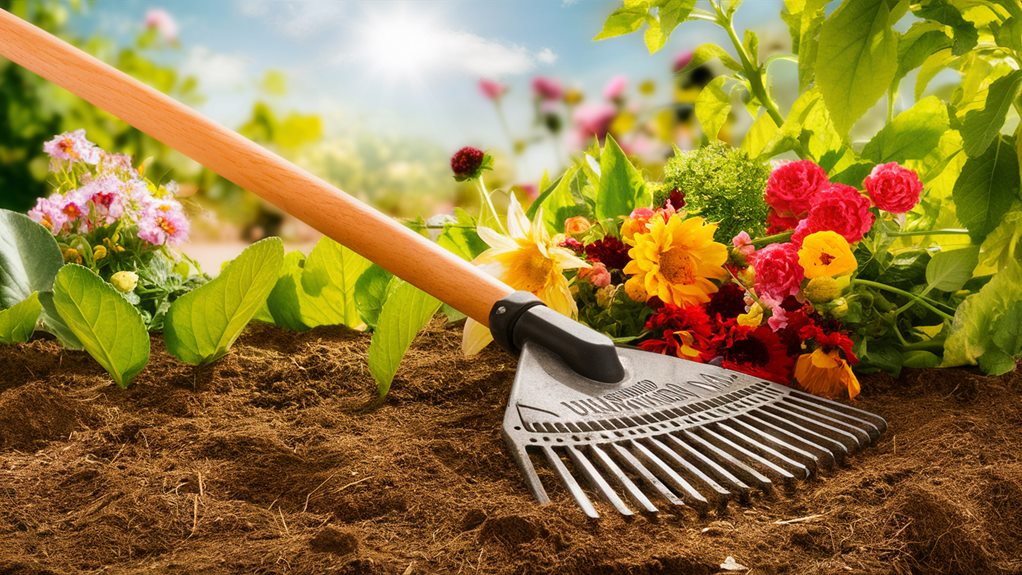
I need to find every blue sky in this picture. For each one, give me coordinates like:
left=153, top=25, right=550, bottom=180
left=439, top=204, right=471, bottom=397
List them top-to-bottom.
left=73, top=0, right=786, bottom=178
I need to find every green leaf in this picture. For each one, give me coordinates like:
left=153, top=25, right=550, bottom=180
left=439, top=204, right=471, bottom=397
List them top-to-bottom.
left=782, top=0, right=827, bottom=90
left=815, top=0, right=900, bottom=135
left=912, top=0, right=978, bottom=55
left=594, top=2, right=649, bottom=41
left=893, top=23, right=952, bottom=90
left=678, top=43, right=741, bottom=74
left=960, top=70, right=1022, bottom=158
left=695, top=76, right=732, bottom=142
left=861, top=96, right=949, bottom=163
left=740, top=111, right=782, bottom=159
left=595, top=134, right=648, bottom=221
left=953, top=136, right=1020, bottom=242
left=540, top=163, right=586, bottom=234
left=526, top=173, right=564, bottom=220
left=978, top=204, right=1022, bottom=270
left=438, top=210, right=488, bottom=261
left=164, top=237, right=284, bottom=365
left=298, top=237, right=373, bottom=329
left=925, top=245, right=979, bottom=292
left=265, top=251, right=310, bottom=331
left=942, top=260, right=1022, bottom=367
left=52, top=265, right=150, bottom=388
left=354, top=265, right=394, bottom=330
left=367, top=280, right=442, bottom=397
left=0, top=292, right=41, bottom=345
left=902, top=350, right=942, bottom=368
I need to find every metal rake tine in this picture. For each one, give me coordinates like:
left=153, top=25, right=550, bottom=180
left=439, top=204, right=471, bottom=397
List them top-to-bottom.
left=790, top=390, right=888, bottom=433
left=786, top=395, right=885, bottom=440
left=772, top=401, right=873, bottom=445
left=762, top=404, right=863, bottom=450
left=747, top=410, right=850, bottom=459
left=738, top=413, right=838, bottom=467
left=727, top=417, right=827, bottom=468
left=714, top=422, right=813, bottom=479
left=697, top=427, right=799, bottom=482
left=682, top=430, right=773, bottom=491
left=665, top=434, right=752, bottom=494
left=646, top=437, right=732, bottom=501
left=630, top=440, right=711, bottom=512
left=610, top=443, right=686, bottom=508
left=508, top=445, right=552, bottom=504
left=590, top=445, right=658, bottom=513
left=542, top=446, right=599, bottom=518
left=565, top=446, right=633, bottom=516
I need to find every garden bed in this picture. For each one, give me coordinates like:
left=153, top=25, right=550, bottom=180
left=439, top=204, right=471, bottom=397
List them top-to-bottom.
left=1, top=321, right=1020, bottom=575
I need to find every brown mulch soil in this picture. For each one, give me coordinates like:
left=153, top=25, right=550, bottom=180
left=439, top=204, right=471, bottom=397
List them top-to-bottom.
left=1, top=321, right=1020, bottom=575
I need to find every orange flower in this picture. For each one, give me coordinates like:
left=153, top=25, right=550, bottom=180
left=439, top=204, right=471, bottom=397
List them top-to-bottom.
left=564, top=216, right=591, bottom=236
left=794, top=349, right=860, bottom=400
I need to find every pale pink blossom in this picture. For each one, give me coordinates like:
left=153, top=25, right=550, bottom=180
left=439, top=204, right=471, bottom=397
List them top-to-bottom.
left=144, top=8, right=178, bottom=42
left=672, top=50, right=694, bottom=73
left=603, top=75, right=627, bottom=102
left=532, top=76, right=564, bottom=101
left=479, top=79, right=507, bottom=101
left=573, top=103, right=616, bottom=141
left=42, top=130, right=100, bottom=164
left=732, top=231, right=755, bottom=258
left=579, top=261, right=611, bottom=288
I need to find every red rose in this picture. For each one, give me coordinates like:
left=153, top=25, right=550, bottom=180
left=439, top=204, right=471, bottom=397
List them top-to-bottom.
left=765, top=160, right=830, bottom=218
left=864, top=162, right=922, bottom=214
left=805, top=184, right=874, bottom=243
left=766, top=209, right=801, bottom=234
left=752, top=242, right=804, bottom=299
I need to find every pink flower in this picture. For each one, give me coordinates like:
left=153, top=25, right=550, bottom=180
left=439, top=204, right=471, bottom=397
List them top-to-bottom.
left=144, top=8, right=178, bottom=42
left=672, top=50, right=694, bottom=73
left=603, top=75, right=627, bottom=102
left=531, top=76, right=564, bottom=101
left=479, top=79, right=507, bottom=101
left=573, top=103, right=617, bottom=142
left=42, top=130, right=100, bottom=164
left=765, top=160, right=829, bottom=219
left=864, top=162, right=922, bottom=214
left=517, top=183, right=539, bottom=200
left=805, top=184, right=874, bottom=244
left=28, top=195, right=70, bottom=234
left=138, top=201, right=189, bottom=246
left=766, top=209, right=800, bottom=234
left=790, top=219, right=813, bottom=247
left=732, top=231, right=755, bottom=258
left=752, top=242, right=804, bottom=300
left=579, top=261, right=611, bottom=288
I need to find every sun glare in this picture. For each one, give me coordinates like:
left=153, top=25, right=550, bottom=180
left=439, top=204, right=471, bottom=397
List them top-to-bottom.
left=355, top=8, right=443, bottom=82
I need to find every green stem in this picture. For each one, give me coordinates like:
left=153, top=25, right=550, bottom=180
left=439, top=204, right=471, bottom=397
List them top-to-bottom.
left=716, top=8, right=784, bottom=128
left=476, top=178, right=506, bottom=234
left=886, top=229, right=970, bottom=237
left=750, top=230, right=794, bottom=247
left=852, top=279, right=954, bottom=321
left=902, top=339, right=945, bottom=352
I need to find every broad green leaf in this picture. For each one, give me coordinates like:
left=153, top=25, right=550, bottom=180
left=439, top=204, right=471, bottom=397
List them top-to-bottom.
left=816, top=0, right=900, bottom=135
left=913, top=0, right=978, bottom=55
left=593, top=2, right=649, bottom=41
left=644, top=18, right=668, bottom=54
left=893, top=23, right=952, bottom=90
left=677, top=43, right=741, bottom=74
left=915, top=47, right=955, bottom=99
left=960, top=70, right=1022, bottom=158
left=695, top=76, right=732, bottom=142
left=781, top=88, right=853, bottom=171
left=861, top=96, right=949, bottom=164
left=740, top=111, right=782, bottom=159
left=595, top=134, right=648, bottom=221
left=952, top=137, right=1020, bottom=242
left=540, top=163, right=584, bottom=233
left=526, top=172, right=564, bottom=220
left=978, top=204, right=1022, bottom=271
left=0, top=209, right=78, bottom=348
left=438, top=210, right=488, bottom=261
left=165, top=237, right=284, bottom=365
left=299, top=237, right=373, bottom=329
left=925, top=245, right=979, bottom=292
left=265, top=251, right=310, bottom=331
left=942, top=260, right=1022, bottom=367
left=52, top=265, right=150, bottom=388
left=354, top=265, right=394, bottom=330
left=368, top=280, right=442, bottom=397
left=0, top=292, right=41, bottom=345
left=985, top=302, right=1022, bottom=374
left=902, top=350, right=942, bottom=368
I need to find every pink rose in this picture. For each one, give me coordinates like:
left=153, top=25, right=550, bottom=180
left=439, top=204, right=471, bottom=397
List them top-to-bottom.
left=603, top=75, right=627, bottom=102
left=532, top=76, right=564, bottom=101
left=479, top=79, right=507, bottom=101
left=765, top=160, right=830, bottom=218
left=864, top=162, right=922, bottom=214
left=805, top=184, right=874, bottom=244
left=766, top=209, right=801, bottom=234
left=790, top=219, right=813, bottom=247
left=732, top=231, right=755, bottom=258
left=752, top=242, right=804, bottom=300
left=579, top=261, right=611, bottom=288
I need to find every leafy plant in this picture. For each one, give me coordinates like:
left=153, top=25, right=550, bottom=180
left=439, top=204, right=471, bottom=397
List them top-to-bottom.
left=164, top=237, right=283, bottom=365
left=52, top=265, right=150, bottom=388
left=367, top=279, right=443, bottom=397
left=0, top=292, right=41, bottom=345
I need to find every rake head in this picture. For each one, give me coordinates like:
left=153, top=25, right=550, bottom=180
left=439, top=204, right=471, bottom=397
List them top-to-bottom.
left=503, top=342, right=887, bottom=518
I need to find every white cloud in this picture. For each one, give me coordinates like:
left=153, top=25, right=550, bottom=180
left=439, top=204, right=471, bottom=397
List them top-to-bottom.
left=235, top=0, right=345, bottom=39
left=439, top=31, right=537, bottom=76
left=180, top=46, right=250, bottom=91
left=536, top=48, right=558, bottom=65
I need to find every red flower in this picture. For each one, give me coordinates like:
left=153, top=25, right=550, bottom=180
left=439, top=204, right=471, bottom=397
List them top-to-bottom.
left=532, top=76, right=564, bottom=101
left=451, top=147, right=488, bottom=181
left=765, top=160, right=829, bottom=219
left=864, top=162, right=922, bottom=214
left=805, top=184, right=874, bottom=243
left=766, top=209, right=801, bottom=234
left=584, top=236, right=631, bottom=271
left=561, top=237, right=585, bottom=255
left=752, top=242, right=804, bottom=299
left=705, top=282, right=747, bottom=322
left=639, top=304, right=715, bottom=362
left=713, top=320, right=793, bottom=384
left=800, top=324, right=858, bottom=365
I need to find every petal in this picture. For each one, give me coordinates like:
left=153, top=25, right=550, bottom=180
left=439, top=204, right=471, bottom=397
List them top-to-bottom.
left=506, top=194, right=530, bottom=239
left=477, top=226, right=518, bottom=251
left=462, top=318, right=494, bottom=356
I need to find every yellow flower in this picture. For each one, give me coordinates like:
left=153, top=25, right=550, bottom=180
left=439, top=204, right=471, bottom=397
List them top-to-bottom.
left=462, top=195, right=589, bottom=356
left=622, top=215, right=728, bottom=307
left=798, top=231, right=857, bottom=279
left=110, top=271, right=139, bottom=293
left=737, top=302, right=763, bottom=327
left=794, top=349, right=860, bottom=400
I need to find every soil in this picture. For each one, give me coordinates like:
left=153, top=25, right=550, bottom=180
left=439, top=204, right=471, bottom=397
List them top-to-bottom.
left=1, top=321, right=1020, bottom=575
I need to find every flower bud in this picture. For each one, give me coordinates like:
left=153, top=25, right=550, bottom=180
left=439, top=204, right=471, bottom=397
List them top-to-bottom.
left=450, top=147, right=492, bottom=182
left=564, top=216, right=591, bottom=236
left=93, top=245, right=108, bottom=261
left=62, top=248, right=82, bottom=264
left=110, top=271, right=139, bottom=293
left=804, top=276, right=842, bottom=304
left=595, top=284, right=617, bottom=307
left=830, top=297, right=849, bottom=318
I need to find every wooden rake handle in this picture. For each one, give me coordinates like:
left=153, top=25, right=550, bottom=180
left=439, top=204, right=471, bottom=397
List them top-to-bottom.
left=0, top=9, right=513, bottom=325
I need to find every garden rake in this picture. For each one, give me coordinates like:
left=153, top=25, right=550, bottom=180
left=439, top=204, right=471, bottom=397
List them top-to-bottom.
left=0, top=10, right=887, bottom=518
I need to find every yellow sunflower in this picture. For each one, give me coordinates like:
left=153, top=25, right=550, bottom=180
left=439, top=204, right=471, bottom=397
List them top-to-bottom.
left=462, top=195, right=589, bottom=356
left=623, top=215, right=728, bottom=307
